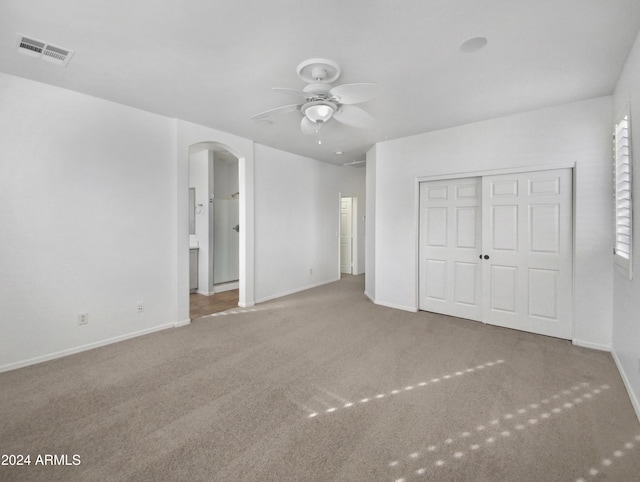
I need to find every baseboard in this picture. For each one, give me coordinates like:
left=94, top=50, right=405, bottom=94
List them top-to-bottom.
left=255, top=277, right=340, bottom=304
left=214, top=281, right=239, bottom=293
left=196, top=289, right=215, bottom=296
left=364, top=290, right=375, bottom=302
left=374, top=299, right=419, bottom=313
left=238, top=301, right=255, bottom=308
left=175, top=318, right=191, bottom=328
left=0, top=321, right=177, bottom=374
left=572, top=339, right=612, bottom=351
left=612, top=350, right=640, bottom=423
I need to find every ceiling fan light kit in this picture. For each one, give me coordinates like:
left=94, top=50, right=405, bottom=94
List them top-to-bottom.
left=251, top=57, right=380, bottom=138
left=302, top=100, right=337, bottom=124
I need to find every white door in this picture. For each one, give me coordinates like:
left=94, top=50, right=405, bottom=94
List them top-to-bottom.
left=419, top=169, right=573, bottom=339
left=482, top=169, right=573, bottom=339
left=419, top=178, right=483, bottom=321
left=340, top=197, right=353, bottom=274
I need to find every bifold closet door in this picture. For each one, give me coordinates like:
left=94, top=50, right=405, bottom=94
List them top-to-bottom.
left=481, top=169, right=573, bottom=339
left=418, top=178, right=482, bottom=321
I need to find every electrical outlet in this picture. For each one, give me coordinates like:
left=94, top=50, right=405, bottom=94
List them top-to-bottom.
left=137, top=301, right=144, bottom=313
left=78, top=313, right=88, bottom=325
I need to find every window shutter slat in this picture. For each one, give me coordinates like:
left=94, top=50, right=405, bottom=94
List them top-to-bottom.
left=613, top=112, right=633, bottom=274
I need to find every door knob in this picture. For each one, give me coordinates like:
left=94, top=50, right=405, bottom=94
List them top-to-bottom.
left=484, top=255, right=490, bottom=260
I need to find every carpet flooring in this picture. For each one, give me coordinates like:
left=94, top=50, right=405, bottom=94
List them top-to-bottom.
left=1, top=275, right=639, bottom=481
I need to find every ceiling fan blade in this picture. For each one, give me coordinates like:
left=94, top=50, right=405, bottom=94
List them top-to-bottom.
left=329, top=83, right=381, bottom=104
left=272, top=87, right=308, bottom=98
left=250, top=104, right=300, bottom=121
left=333, top=105, right=375, bottom=129
left=301, top=116, right=320, bottom=135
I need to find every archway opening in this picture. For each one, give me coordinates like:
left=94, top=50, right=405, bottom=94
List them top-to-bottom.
left=188, top=141, right=241, bottom=318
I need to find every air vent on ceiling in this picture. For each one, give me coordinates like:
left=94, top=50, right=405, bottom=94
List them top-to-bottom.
left=16, top=34, right=74, bottom=68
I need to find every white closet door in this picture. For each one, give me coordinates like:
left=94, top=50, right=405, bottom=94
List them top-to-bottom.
left=481, top=169, right=573, bottom=339
left=419, top=178, right=482, bottom=321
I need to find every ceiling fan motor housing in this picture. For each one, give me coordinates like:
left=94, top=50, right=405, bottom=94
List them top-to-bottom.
left=303, top=82, right=332, bottom=100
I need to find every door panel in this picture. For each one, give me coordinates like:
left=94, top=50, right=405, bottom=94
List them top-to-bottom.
left=482, top=169, right=572, bottom=339
left=419, top=178, right=482, bottom=321
left=529, top=204, right=559, bottom=253
left=491, top=205, right=518, bottom=251
left=427, top=207, right=447, bottom=246
left=456, top=207, right=477, bottom=248
left=425, top=259, right=447, bottom=301
left=454, top=262, right=477, bottom=305
left=490, top=265, right=517, bottom=313
left=528, top=268, right=558, bottom=319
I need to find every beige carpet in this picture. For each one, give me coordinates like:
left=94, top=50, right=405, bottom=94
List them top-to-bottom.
left=1, top=275, right=639, bottom=481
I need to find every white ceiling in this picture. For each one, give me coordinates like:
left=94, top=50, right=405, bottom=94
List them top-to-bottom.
left=2, top=0, right=640, bottom=165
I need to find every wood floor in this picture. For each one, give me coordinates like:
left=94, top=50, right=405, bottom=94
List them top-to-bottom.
left=189, top=289, right=239, bottom=319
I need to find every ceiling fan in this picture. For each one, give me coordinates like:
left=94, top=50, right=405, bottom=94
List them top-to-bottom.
left=251, top=58, right=381, bottom=138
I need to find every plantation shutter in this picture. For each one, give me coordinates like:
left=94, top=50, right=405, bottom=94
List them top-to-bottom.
left=614, top=111, right=633, bottom=278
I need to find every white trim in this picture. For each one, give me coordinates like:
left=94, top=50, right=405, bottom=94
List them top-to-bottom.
left=416, top=162, right=576, bottom=184
left=413, top=177, right=421, bottom=312
left=254, top=277, right=340, bottom=304
left=214, top=281, right=239, bottom=293
left=196, top=289, right=215, bottom=296
left=364, top=290, right=375, bottom=302
left=374, top=299, right=419, bottom=313
left=238, top=301, right=255, bottom=308
left=175, top=318, right=192, bottom=327
left=0, top=322, right=178, bottom=374
left=572, top=339, right=611, bottom=352
left=612, top=350, right=640, bottom=423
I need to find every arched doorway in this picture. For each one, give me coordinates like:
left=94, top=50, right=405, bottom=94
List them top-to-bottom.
left=175, top=121, right=255, bottom=325
left=188, top=142, right=241, bottom=317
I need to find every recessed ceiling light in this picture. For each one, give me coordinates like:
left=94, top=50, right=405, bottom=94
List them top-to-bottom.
left=460, top=36, right=488, bottom=53
left=335, top=151, right=343, bottom=155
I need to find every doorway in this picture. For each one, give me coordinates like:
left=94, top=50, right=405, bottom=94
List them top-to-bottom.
left=188, top=144, right=240, bottom=318
left=212, top=152, right=240, bottom=292
left=418, top=168, right=573, bottom=339
left=340, top=195, right=358, bottom=276
left=340, top=196, right=354, bottom=275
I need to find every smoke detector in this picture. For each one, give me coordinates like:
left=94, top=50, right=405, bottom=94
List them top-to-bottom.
left=16, top=34, right=74, bottom=68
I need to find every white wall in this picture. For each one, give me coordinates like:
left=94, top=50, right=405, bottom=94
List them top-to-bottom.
left=612, top=28, right=640, bottom=419
left=0, top=73, right=177, bottom=370
left=0, top=74, right=367, bottom=371
left=368, top=97, right=613, bottom=348
left=254, top=144, right=365, bottom=302
left=365, top=145, right=377, bottom=301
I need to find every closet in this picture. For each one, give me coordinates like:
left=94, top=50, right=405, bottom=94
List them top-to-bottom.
left=419, top=168, right=573, bottom=339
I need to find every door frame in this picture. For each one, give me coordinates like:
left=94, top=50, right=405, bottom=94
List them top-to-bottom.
left=414, top=162, right=576, bottom=334
left=338, top=193, right=358, bottom=276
